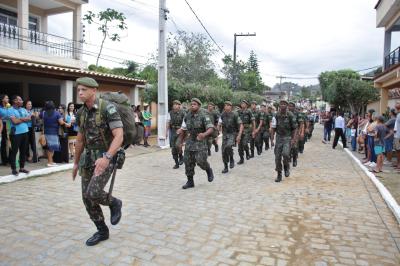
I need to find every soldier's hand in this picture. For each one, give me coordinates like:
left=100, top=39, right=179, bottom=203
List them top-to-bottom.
left=176, top=129, right=182, bottom=135
left=197, top=133, right=206, bottom=141
left=236, top=136, right=241, bottom=144
left=271, top=141, right=275, bottom=147
left=94, top=158, right=110, bottom=176
left=72, top=163, right=78, bottom=181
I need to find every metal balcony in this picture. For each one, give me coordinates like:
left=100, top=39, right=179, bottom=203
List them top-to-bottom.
left=0, top=23, right=80, bottom=59
left=384, top=46, right=400, bottom=70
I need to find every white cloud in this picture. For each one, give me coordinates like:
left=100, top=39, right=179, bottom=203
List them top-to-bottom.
left=48, top=0, right=384, bottom=86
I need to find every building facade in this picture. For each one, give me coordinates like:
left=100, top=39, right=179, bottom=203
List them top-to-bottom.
left=0, top=0, right=145, bottom=108
left=374, top=0, right=400, bottom=113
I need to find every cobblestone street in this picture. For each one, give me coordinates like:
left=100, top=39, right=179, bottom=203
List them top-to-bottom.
left=0, top=127, right=400, bottom=266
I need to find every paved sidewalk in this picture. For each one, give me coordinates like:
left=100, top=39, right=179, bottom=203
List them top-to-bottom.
left=0, top=128, right=399, bottom=265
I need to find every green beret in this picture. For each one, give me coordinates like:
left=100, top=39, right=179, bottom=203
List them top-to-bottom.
left=76, top=77, right=99, bottom=88
left=191, top=98, right=202, bottom=106
left=280, top=99, right=289, bottom=105
left=173, top=100, right=181, bottom=105
left=241, top=100, right=249, bottom=105
left=224, top=101, right=232, bottom=106
left=251, top=101, right=257, bottom=105
left=288, top=101, right=295, bottom=106
left=208, top=102, right=215, bottom=106
left=261, top=103, right=267, bottom=107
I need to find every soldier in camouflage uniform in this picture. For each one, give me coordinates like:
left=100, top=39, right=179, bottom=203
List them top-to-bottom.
left=72, top=77, right=123, bottom=246
left=179, top=98, right=215, bottom=189
left=166, top=100, right=185, bottom=169
left=237, top=100, right=255, bottom=164
left=271, top=100, right=298, bottom=182
left=218, top=101, right=243, bottom=173
left=250, top=101, right=265, bottom=156
left=288, top=102, right=305, bottom=167
left=206, top=103, right=220, bottom=156
left=260, top=104, right=272, bottom=151
left=297, top=106, right=307, bottom=154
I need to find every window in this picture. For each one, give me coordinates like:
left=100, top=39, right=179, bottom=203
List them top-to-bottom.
left=0, top=8, right=38, bottom=30
left=29, top=17, right=38, bottom=31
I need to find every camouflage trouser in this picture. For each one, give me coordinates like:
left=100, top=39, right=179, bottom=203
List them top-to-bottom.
left=238, top=128, right=251, bottom=157
left=262, top=129, right=270, bottom=150
left=170, top=130, right=182, bottom=160
left=254, top=130, right=264, bottom=151
left=222, top=133, right=235, bottom=163
left=274, top=136, right=291, bottom=173
left=298, top=137, right=305, bottom=153
left=290, top=138, right=299, bottom=161
left=184, top=149, right=210, bottom=177
left=80, top=151, right=115, bottom=222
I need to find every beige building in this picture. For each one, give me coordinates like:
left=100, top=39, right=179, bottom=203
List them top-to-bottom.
left=0, top=0, right=145, bottom=107
left=374, top=0, right=400, bottom=113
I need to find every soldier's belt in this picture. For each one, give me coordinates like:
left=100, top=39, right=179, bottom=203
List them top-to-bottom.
left=243, top=124, right=251, bottom=128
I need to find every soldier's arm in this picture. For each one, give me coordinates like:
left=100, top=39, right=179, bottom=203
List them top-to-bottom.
left=197, top=115, right=214, bottom=140
left=72, top=132, right=84, bottom=180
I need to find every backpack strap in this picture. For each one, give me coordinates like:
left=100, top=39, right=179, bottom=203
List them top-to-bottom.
left=96, top=99, right=110, bottom=149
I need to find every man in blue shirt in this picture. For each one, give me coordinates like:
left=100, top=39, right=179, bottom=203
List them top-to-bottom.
left=8, top=95, right=31, bottom=175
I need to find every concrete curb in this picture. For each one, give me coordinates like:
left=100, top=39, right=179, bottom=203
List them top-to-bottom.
left=340, top=143, right=400, bottom=224
left=0, top=164, right=73, bottom=184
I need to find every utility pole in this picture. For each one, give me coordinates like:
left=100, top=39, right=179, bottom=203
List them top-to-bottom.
left=157, top=0, right=169, bottom=147
left=232, top=32, right=256, bottom=90
left=276, top=75, right=286, bottom=99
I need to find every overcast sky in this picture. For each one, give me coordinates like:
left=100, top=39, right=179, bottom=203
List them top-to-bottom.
left=49, top=0, right=391, bottom=87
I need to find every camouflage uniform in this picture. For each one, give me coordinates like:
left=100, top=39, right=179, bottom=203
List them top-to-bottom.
left=77, top=98, right=123, bottom=223
left=169, top=109, right=186, bottom=165
left=206, top=109, right=220, bottom=154
left=238, top=109, right=255, bottom=161
left=290, top=109, right=305, bottom=165
left=182, top=110, right=214, bottom=178
left=253, top=110, right=265, bottom=155
left=272, top=110, right=297, bottom=175
left=220, top=111, right=242, bottom=165
left=262, top=111, right=272, bottom=150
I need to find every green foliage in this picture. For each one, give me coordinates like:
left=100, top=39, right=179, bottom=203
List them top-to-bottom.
left=84, top=8, right=127, bottom=66
left=318, top=69, right=379, bottom=113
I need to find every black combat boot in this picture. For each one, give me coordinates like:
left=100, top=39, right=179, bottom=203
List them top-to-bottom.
left=215, top=144, right=219, bottom=153
left=257, top=147, right=262, bottom=156
left=208, top=149, right=211, bottom=156
left=250, top=149, right=255, bottom=158
left=245, top=150, right=250, bottom=160
left=178, top=154, right=184, bottom=165
left=229, top=155, right=235, bottom=169
left=238, top=156, right=244, bottom=165
left=293, top=156, right=297, bottom=167
left=173, top=158, right=179, bottom=169
left=222, top=163, right=228, bottom=173
left=284, top=166, right=290, bottom=177
left=206, top=168, right=214, bottom=182
left=275, top=172, right=282, bottom=182
left=182, top=176, right=195, bottom=189
left=109, top=198, right=122, bottom=225
left=86, top=220, right=109, bottom=246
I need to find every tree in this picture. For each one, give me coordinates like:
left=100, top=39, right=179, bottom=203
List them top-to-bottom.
left=83, top=8, right=127, bottom=66
left=319, top=70, right=379, bottom=113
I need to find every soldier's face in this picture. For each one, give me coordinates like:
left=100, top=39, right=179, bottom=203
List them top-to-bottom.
left=77, top=85, right=96, bottom=103
left=191, top=101, right=200, bottom=112
left=173, top=103, right=180, bottom=110
left=240, top=103, right=247, bottom=109
left=280, top=103, right=287, bottom=112
left=224, top=104, right=232, bottom=112
left=208, top=105, right=214, bottom=111
left=288, top=105, right=295, bottom=112
left=261, top=106, right=266, bottom=112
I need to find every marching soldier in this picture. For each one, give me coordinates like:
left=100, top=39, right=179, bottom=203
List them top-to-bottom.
left=72, top=77, right=123, bottom=246
left=179, top=98, right=215, bottom=189
left=166, top=100, right=186, bottom=169
left=237, top=100, right=255, bottom=164
left=271, top=100, right=298, bottom=182
left=218, top=101, right=243, bottom=173
left=250, top=101, right=264, bottom=156
left=206, top=102, right=220, bottom=156
left=288, top=102, right=305, bottom=167
left=260, top=104, right=272, bottom=152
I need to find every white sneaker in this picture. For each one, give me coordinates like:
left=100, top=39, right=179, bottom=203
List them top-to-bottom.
left=383, top=160, right=392, bottom=165
left=363, top=161, right=371, bottom=166
left=369, top=162, right=377, bottom=168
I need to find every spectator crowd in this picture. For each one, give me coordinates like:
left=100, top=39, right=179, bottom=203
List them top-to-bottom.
left=0, top=93, right=152, bottom=176
left=320, top=102, right=400, bottom=174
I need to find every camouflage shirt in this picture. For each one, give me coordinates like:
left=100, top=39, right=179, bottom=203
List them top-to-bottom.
left=77, top=98, right=123, bottom=151
left=169, top=109, right=186, bottom=129
left=207, top=109, right=220, bottom=127
left=238, top=109, right=255, bottom=129
left=252, top=109, right=264, bottom=128
left=182, top=110, right=214, bottom=151
left=273, top=110, right=298, bottom=138
left=220, top=111, right=242, bottom=135
left=262, top=112, right=272, bottom=130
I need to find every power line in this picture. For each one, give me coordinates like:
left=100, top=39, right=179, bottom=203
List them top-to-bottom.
left=183, top=0, right=227, bottom=56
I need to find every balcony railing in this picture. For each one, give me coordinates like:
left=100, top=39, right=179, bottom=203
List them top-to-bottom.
left=0, top=23, right=80, bottom=59
left=384, top=46, right=400, bottom=70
